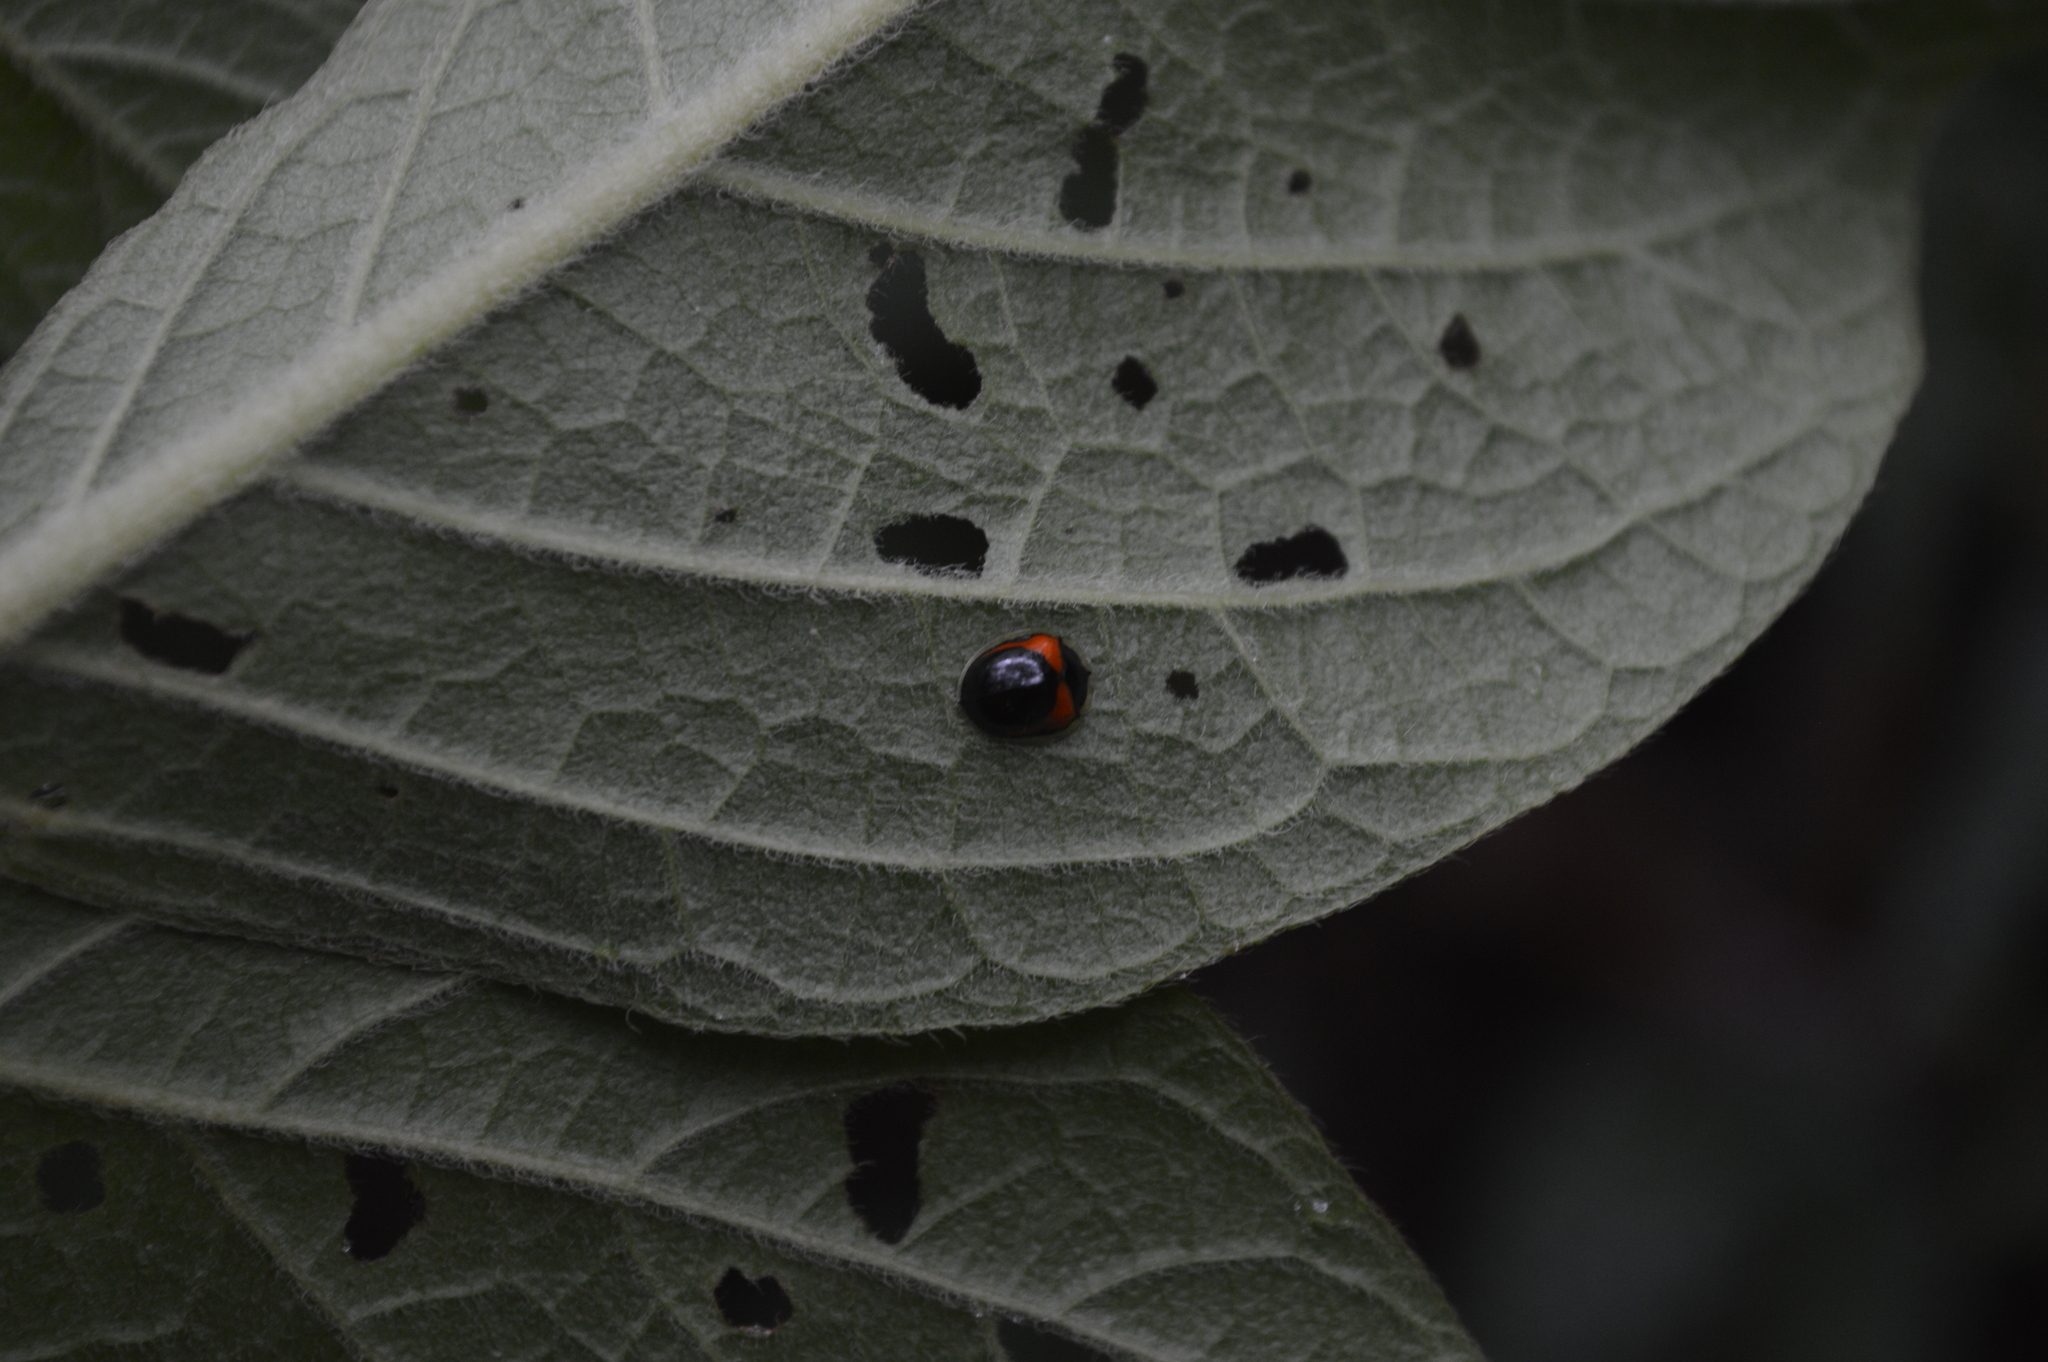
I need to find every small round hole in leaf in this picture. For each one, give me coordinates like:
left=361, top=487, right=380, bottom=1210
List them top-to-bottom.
left=1287, top=168, right=1313, bottom=194
left=1438, top=314, right=1481, bottom=370
left=1111, top=356, right=1158, bottom=410
left=452, top=386, right=489, bottom=415
left=1165, top=670, right=1199, bottom=700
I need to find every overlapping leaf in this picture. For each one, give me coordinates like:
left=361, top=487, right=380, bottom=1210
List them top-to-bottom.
left=0, top=0, right=363, bottom=359
left=4, top=0, right=2045, bottom=1032
left=0, top=882, right=1476, bottom=1362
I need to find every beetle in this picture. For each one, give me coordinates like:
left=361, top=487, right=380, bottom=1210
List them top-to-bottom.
left=958, top=634, right=1091, bottom=738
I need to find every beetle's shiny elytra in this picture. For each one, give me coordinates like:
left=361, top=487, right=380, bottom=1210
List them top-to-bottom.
left=958, top=634, right=1092, bottom=738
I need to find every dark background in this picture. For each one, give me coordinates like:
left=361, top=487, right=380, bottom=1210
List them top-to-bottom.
left=1195, top=52, right=2048, bottom=1362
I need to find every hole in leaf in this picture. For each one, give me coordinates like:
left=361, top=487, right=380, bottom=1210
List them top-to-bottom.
left=1058, top=54, right=1148, bottom=230
left=1092, top=54, right=1148, bottom=135
left=1060, top=127, right=1120, bottom=229
left=1287, top=168, right=1313, bottom=195
left=507, top=197, right=525, bottom=211
left=868, top=240, right=895, bottom=268
left=866, top=248, right=981, bottom=408
left=1161, top=278, right=1184, bottom=300
left=1438, top=313, right=1481, bottom=370
left=1111, top=356, right=1158, bottom=410
left=452, top=386, right=489, bottom=414
left=712, top=507, right=739, bottom=525
left=874, top=515, right=988, bottom=577
left=1233, top=526, right=1348, bottom=586
left=117, top=598, right=251, bottom=674
left=1165, top=670, right=1199, bottom=700
left=28, top=782, right=68, bottom=809
left=373, top=783, right=400, bottom=799
left=843, top=1082, right=936, bottom=1245
left=36, top=1142, right=103, bottom=1214
left=341, top=1154, right=425, bottom=1261
left=714, top=1267, right=795, bottom=1332
left=997, top=1317, right=1121, bottom=1362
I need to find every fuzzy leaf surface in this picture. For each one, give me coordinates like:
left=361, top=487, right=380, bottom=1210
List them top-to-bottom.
left=3, top=1, right=2044, bottom=1031
left=0, top=882, right=1476, bottom=1362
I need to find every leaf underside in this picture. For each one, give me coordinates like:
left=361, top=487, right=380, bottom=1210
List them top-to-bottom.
left=3, top=0, right=2045, bottom=1032
left=0, top=880, right=1477, bottom=1362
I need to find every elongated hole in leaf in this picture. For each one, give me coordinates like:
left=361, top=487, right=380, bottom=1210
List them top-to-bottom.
left=1093, top=53, right=1148, bottom=135
left=1058, top=54, right=1148, bottom=229
left=1060, top=126, right=1120, bottom=229
left=866, top=249, right=981, bottom=408
left=1438, top=314, right=1481, bottom=370
left=1111, top=356, right=1158, bottom=409
left=452, top=386, right=488, bottom=414
left=712, top=507, right=739, bottom=524
left=874, top=515, right=988, bottom=576
left=1233, top=527, right=1348, bottom=586
left=117, top=598, right=251, bottom=674
left=1165, top=669, right=1199, bottom=700
left=843, top=1082, right=936, bottom=1244
left=36, top=1142, right=103, bottom=1214
left=341, top=1154, right=424, bottom=1261
left=714, top=1267, right=795, bottom=1332
left=997, top=1317, right=1121, bottom=1362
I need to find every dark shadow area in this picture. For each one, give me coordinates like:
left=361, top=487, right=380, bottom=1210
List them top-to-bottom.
left=1196, top=49, right=2048, bottom=1362
left=867, top=247, right=981, bottom=408
left=874, top=513, right=988, bottom=575
left=1233, top=526, right=1347, bottom=585
left=117, top=597, right=251, bottom=674
left=844, top=1082, right=936, bottom=1244
left=36, top=1141, right=103, bottom=1213
left=341, top=1153, right=425, bottom=1262
left=714, top=1266, right=795, bottom=1332
left=997, top=1317, right=1121, bottom=1362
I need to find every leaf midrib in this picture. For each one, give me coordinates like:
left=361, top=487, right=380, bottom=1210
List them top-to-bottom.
left=0, top=0, right=924, bottom=650
left=699, top=155, right=1859, bottom=272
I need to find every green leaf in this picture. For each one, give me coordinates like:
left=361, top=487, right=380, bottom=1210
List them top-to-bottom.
left=0, top=0, right=363, bottom=361
left=4, top=0, right=2044, bottom=1032
left=0, top=881, right=1477, bottom=1362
